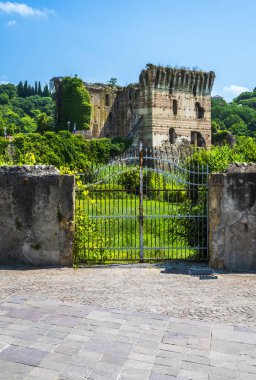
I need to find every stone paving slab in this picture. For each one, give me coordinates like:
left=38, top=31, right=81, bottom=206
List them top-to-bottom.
left=0, top=295, right=256, bottom=379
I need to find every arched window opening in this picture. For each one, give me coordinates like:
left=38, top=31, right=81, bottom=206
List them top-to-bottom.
left=135, top=90, right=139, bottom=100
left=105, top=94, right=110, bottom=106
left=173, top=100, right=178, bottom=116
left=195, top=102, right=205, bottom=119
left=109, top=112, right=113, bottom=123
left=169, top=128, right=177, bottom=144
left=191, top=131, right=206, bottom=147
left=197, top=132, right=205, bottom=147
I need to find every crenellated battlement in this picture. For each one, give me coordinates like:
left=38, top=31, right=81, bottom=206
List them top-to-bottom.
left=139, top=65, right=215, bottom=96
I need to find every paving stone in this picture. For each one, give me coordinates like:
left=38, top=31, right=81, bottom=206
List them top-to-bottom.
left=6, top=308, right=46, bottom=322
left=41, top=314, right=83, bottom=328
left=167, top=321, right=211, bottom=339
left=212, top=327, right=256, bottom=345
left=46, top=330, right=69, bottom=339
left=65, top=333, right=90, bottom=343
left=137, top=338, right=161, bottom=349
left=211, top=338, right=256, bottom=355
left=29, top=340, right=58, bottom=352
left=54, top=341, right=84, bottom=356
left=158, top=343, right=184, bottom=353
left=0, top=344, right=48, bottom=366
left=132, top=345, right=158, bottom=356
left=70, top=348, right=102, bottom=367
left=39, top=352, right=72, bottom=371
left=129, top=352, right=156, bottom=364
left=182, top=352, right=209, bottom=365
left=209, top=352, right=237, bottom=370
left=100, top=354, right=126, bottom=366
left=154, top=356, right=181, bottom=368
left=0, top=358, right=32, bottom=380
left=124, top=359, right=153, bottom=371
left=181, top=360, right=209, bottom=374
left=88, top=361, right=122, bottom=379
left=238, top=362, right=256, bottom=374
left=60, top=363, right=93, bottom=378
left=152, top=364, right=179, bottom=377
left=209, top=365, right=237, bottom=378
left=26, top=367, right=59, bottom=380
left=119, top=367, right=151, bottom=380
left=178, top=369, right=209, bottom=380
left=238, top=371, right=256, bottom=380
left=149, top=372, right=177, bottom=380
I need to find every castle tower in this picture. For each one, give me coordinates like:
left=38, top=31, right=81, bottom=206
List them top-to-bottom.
left=137, top=65, right=215, bottom=147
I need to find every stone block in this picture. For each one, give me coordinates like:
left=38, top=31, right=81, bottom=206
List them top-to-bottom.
left=0, top=166, right=75, bottom=267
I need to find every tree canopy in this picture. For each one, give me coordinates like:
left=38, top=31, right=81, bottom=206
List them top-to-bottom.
left=59, top=77, right=92, bottom=131
left=0, top=81, right=55, bottom=136
left=211, top=89, right=256, bottom=144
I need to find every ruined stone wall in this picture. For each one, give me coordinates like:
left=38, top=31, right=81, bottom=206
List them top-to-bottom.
left=53, top=65, right=215, bottom=147
left=138, top=66, right=215, bottom=147
left=85, top=84, right=139, bottom=139
left=0, top=166, right=75, bottom=266
left=209, top=166, right=256, bottom=271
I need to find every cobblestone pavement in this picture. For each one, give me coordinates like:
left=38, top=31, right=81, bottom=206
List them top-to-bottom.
left=0, top=264, right=256, bottom=328
left=0, top=295, right=256, bottom=380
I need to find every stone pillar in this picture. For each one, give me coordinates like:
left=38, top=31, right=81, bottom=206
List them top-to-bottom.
left=0, top=166, right=75, bottom=266
left=209, top=167, right=256, bottom=271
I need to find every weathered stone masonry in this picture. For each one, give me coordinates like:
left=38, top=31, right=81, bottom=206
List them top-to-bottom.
left=53, top=65, right=215, bottom=147
left=0, top=166, right=75, bottom=266
left=209, top=167, right=256, bottom=271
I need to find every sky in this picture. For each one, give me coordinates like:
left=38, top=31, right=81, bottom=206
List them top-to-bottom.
left=0, top=0, right=255, bottom=101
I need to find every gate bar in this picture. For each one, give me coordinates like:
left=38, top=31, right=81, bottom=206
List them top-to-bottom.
left=139, top=141, right=144, bottom=262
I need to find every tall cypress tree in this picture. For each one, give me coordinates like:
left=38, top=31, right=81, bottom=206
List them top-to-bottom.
left=23, top=80, right=28, bottom=97
left=17, top=81, right=24, bottom=97
left=35, top=81, right=38, bottom=95
left=38, top=81, right=42, bottom=96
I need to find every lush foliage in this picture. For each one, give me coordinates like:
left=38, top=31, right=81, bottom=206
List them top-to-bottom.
left=59, top=77, right=92, bottom=131
left=0, top=82, right=54, bottom=136
left=211, top=89, right=256, bottom=143
left=0, top=133, right=131, bottom=171
left=190, top=136, right=256, bottom=172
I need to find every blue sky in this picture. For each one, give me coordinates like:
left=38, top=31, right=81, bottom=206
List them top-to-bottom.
left=0, top=0, right=255, bottom=101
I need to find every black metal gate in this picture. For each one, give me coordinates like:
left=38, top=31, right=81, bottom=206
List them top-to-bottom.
left=76, top=144, right=208, bottom=263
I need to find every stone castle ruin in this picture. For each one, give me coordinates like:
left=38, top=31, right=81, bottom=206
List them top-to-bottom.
left=53, top=64, right=215, bottom=147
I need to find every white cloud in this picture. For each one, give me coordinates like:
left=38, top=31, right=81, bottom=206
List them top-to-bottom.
left=0, top=2, right=53, bottom=18
left=7, top=19, right=16, bottom=26
left=223, top=85, right=249, bottom=96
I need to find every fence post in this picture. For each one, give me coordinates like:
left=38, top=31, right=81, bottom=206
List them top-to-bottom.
left=139, top=141, right=144, bottom=262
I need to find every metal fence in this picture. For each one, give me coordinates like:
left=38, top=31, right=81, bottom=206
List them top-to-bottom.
left=76, top=144, right=208, bottom=263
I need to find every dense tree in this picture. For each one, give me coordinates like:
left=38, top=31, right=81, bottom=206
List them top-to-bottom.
left=60, top=77, right=92, bottom=130
left=0, top=84, right=17, bottom=99
left=212, top=93, right=256, bottom=142
left=37, top=112, right=54, bottom=134
left=20, top=116, right=37, bottom=133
